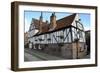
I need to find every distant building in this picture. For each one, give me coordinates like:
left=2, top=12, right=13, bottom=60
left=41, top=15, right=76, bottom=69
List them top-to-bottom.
left=27, top=12, right=87, bottom=59
left=85, top=30, right=90, bottom=55
left=24, top=32, right=28, bottom=45
left=24, top=32, right=29, bottom=48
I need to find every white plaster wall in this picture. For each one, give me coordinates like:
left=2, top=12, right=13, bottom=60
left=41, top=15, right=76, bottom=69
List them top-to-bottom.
left=32, top=28, right=72, bottom=44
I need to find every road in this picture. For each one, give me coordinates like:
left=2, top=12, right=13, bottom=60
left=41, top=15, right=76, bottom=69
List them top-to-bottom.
left=24, top=48, right=65, bottom=62
left=24, top=48, right=90, bottom=62
left=24, top=51, right=42, bottom=61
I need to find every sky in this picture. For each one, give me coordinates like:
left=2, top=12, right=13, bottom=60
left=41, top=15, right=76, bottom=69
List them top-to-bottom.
left=24, top=11, right=90, bottom=32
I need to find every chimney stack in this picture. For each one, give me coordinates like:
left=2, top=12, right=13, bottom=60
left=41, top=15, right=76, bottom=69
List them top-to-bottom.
left=50, top=12, right=57, bottom=29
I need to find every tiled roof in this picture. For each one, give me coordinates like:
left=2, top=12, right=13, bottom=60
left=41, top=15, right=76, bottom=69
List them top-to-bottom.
left=33, top=13, right=76, bottom=36
left=56, top=13, right=76, bottom=30
left=32, top=18, right=49, bottom=30
left=32, top=18, right=39, bottom=29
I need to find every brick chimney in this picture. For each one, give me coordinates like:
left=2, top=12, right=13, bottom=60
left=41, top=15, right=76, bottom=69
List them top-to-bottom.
left=50, top=12, right=57, bottom=29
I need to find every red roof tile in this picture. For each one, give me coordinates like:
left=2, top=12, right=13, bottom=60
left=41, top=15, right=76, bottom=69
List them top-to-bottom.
left=33, top=13, right=76, bottom=36
left=55, top=13, right=76, bottom=30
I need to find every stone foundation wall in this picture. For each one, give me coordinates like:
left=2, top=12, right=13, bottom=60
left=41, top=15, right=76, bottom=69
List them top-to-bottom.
left=33, top=42, right=87, bottom=59
left=72, top=42, right=87, bottom=59
left=61, top=43, right=73, bottom=59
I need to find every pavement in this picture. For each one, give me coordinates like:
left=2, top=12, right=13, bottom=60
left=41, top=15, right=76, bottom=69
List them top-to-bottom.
left=24, top=48, right=65, bottom=62
left=24, top=48, right=90, bottom=62
left=24, top=51, right=42, bottom=61
left=83, top=54, right=90, bottom=59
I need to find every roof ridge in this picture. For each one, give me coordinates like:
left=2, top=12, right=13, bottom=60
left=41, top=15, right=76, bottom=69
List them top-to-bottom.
left=56, top=13, right=76, bottom=22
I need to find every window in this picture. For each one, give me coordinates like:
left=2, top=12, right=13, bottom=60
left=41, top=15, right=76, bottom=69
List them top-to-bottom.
left=75, top=20, right=84, bottom=30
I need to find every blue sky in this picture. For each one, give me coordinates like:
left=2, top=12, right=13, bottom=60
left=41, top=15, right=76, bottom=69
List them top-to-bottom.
left=24, top=11, right=90, bottom=32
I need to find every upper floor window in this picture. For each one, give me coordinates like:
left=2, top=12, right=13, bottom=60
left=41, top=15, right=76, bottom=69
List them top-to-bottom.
left=75, top=19, right=84, bottom=30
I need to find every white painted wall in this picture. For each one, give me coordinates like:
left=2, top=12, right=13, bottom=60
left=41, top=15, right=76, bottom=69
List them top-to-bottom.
left=0, top=0, right=99, bottom=73
left=71, top=14, right=79, bottom=27
left=71, top=14, right=84, bottom=30
left=31, top=28, right=72, bottom=44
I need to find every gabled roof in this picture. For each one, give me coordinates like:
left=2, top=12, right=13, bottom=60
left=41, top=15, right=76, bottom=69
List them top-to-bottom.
left=33, top=13, right=76, bottom=36
left=56, top=13, right=76, bottom=30
left=31, top=18, right=49, bottom=33
left=32, top=18, right=40, bottom=29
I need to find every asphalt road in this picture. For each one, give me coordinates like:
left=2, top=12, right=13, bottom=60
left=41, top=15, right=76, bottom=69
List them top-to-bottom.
left=24, top=48, right=65, bottom=62
left=24, top=48, right=90, bottom=62
left=24, top=51, right=42, bottom=61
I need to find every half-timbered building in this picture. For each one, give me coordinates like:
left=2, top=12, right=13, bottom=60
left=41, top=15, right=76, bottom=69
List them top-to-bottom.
left=27, top=12, right=87, bottom=59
